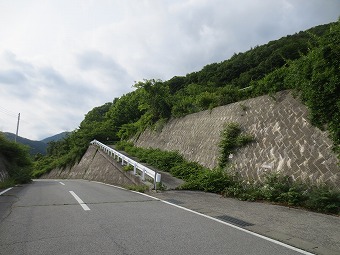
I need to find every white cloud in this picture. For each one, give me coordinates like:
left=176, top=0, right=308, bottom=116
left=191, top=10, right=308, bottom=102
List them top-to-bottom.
left=0, top=0, right=339, bottom=140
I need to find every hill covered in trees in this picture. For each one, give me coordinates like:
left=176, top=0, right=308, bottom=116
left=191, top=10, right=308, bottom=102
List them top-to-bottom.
left=33, top=20, right=340, bottom=177
left=3, top=131, right=70, bottom=156
left=4, top=132, right=48, bottom=155
left=0, top=133, right=32, bottom=187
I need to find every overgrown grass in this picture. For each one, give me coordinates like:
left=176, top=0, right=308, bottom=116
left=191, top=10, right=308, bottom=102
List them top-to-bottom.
left=115, top=141, right=340, bottom=214
left=116, top=141, right=185, bottom=172
left=123, top=165, right=134, bottom=172
left=0, top=179, right=16, bottom=189
left=124, top=184, right=150, bottom=193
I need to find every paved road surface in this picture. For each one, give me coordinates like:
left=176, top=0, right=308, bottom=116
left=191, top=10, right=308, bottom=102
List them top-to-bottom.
left=0, top=180, right=313, bottom=255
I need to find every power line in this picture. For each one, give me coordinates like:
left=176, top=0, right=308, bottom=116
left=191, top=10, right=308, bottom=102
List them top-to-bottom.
left=0, top=105, right=17, bottom=117
left=0, top=106, right=30, bottom=124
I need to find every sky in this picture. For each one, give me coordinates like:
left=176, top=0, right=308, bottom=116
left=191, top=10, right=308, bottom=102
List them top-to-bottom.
left=0, top=0, right=339, bottom=141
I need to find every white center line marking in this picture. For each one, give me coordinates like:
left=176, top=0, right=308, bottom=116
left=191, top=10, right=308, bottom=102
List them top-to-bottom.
left=59, top=182, right=65, bottom=185
left=0, top=187, right=13, bottom=196
left=69, top=191, right=90, bottom=211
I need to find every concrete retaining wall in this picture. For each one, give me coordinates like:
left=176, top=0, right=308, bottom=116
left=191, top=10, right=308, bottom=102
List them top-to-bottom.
left=134, top=91, right=339, bottom=187
left=42, top=145, right=143, bottom=186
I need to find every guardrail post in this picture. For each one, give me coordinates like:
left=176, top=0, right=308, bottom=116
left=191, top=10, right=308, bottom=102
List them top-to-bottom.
left=133, top=164, right=137, bottom=175
left=142, top=168, right=145, bottom=181
left=154, top=171, right=157, bottom=191
left=156, top=173, right=161, bottom=183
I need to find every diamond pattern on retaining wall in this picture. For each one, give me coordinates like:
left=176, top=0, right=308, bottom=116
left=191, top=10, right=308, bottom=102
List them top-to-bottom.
left=134, top=91, right=339, bottom=187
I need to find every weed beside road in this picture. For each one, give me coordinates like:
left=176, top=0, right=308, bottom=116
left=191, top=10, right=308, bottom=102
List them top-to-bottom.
left=116, top=141, right=340, bottom=215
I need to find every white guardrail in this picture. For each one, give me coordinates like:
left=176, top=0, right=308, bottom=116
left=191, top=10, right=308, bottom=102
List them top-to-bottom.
left=90, top=140, right=161, bottom=183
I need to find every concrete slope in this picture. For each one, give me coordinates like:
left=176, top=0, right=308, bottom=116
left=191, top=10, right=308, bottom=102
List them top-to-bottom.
left=42, top=145, right=143, bottom=187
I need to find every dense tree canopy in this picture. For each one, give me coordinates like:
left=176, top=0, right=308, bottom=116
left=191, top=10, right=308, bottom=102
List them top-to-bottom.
left=33, top=20, right=340, bottom=176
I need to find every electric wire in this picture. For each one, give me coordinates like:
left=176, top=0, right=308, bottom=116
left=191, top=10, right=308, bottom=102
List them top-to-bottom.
left=0, top=106, right=30, bottom=125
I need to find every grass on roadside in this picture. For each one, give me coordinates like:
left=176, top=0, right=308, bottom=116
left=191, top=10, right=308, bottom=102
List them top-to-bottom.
left=124, top=184, right=150, bottom=193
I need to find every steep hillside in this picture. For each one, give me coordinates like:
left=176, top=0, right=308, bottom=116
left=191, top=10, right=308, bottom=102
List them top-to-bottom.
left=34, top=20, right=340, bottom=178
left=3, top=131, right=70, bottom=156
left=40, top=131, right=70, bottom=144
left=4, top=132, right=47, bottom=155
left=0, top=133, right=32, bottom=186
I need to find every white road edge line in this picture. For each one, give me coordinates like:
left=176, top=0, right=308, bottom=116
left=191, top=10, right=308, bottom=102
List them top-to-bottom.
left=91, top=180, right=314, bottom=255
left=59, top=182, right=65, bottom=186
left=0, top=187, right=13, bottom=196
left=69, top=191, right=90, bottom=211
left=159, top=200, right=314, bottom=255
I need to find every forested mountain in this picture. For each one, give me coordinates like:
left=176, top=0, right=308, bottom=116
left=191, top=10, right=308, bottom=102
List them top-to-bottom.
left=34, top=20, right=340, bottom=177
left=3, top=131, right=70, bottom=156
left=40, top=131, right=70, bottom=144
left=3, top=132, right=47, bottom=155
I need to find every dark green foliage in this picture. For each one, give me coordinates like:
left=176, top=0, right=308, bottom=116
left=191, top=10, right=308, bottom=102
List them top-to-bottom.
left=33, top=20, right=340, bottom=187
left=250, top=20, right=340, bottom=157
left=283, top=21, right=340, bottom=156
left=134, top=79, right=172, bottom=123
left=106, top=90, right=145, bottom=140
left=218, top=122, right=254, bottom=168
left=0, top=133, right=32, bottom=184
left=115, top=141, right=184, bottom=172
left=32, top=156, right=57, bottom=178
left=170, top=162, right=206, bottom=181
left=181, top=168, right=234, bottom=193
left=260, top=172, right=293, bottom=201
left=224, top=181, right=262, bottom=202
left=304, top=186, right=340, bottom=214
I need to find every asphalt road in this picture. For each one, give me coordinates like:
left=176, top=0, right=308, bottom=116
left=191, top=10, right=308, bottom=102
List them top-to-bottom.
left=0, top=180, right=313, bottom=255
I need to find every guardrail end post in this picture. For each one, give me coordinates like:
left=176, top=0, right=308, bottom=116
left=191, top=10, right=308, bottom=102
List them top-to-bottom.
left=156, top=173, right=161, bottom=183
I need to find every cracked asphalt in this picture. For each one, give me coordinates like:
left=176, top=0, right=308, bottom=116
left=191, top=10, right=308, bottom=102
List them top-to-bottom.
left=0, top=179, right=315, bottom=255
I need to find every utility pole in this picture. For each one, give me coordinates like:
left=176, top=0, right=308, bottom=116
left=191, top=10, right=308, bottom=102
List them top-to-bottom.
left=15, top=113, right=20, bottom=143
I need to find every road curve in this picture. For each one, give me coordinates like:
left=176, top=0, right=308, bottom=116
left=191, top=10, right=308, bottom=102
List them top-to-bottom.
left=0, top=179, right=313, bottom=255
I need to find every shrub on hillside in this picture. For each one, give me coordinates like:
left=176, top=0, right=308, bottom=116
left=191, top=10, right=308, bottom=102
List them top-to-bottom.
left=0, top=133, right=32, bottom=184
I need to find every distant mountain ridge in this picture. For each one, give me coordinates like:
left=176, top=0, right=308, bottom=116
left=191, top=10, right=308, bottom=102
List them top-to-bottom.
left=3, top=131, right=70, bottom=155
left=40, top=132, right=70, bottom=144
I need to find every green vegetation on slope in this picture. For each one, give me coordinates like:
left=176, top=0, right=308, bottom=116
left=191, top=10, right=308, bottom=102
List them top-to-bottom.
left=34, top=20, right=340, bottom=177
left=218, top=122, right=254, bottom=168
left=4, top=132, right=47, bottom=155
left=0, top=133, right=32, bottom=188
left=115, top=141, right=340, bottom=214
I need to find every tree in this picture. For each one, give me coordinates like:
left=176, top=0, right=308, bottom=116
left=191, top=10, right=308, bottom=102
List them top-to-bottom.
left=133, top=79, right=172, bottom=123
